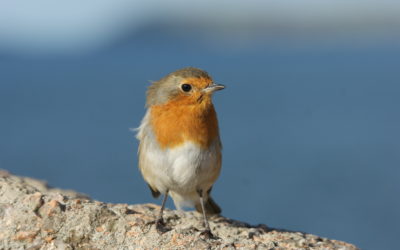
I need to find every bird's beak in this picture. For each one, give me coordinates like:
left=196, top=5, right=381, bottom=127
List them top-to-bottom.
left=203, top=83, right=225, bottom=93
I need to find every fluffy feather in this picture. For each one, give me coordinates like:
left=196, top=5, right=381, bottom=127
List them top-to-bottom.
left=136, top=67, right=223, bottom=214
left=137, top=109, right=221, bottom=209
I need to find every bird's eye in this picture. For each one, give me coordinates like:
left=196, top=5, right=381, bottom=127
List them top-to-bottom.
left=181, top=84, right=192, bottom=92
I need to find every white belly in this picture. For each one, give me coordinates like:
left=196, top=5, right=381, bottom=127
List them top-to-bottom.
left=142, top=139, right=220, bottom=193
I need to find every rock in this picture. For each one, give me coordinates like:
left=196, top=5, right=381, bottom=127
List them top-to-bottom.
left=0, top=170, right=358, bottom=249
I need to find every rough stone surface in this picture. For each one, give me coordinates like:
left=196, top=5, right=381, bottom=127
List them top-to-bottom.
left=0, top=170, right=357, bottom=249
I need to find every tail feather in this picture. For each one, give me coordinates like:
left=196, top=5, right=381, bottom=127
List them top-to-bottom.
left=195, top=197, right=221, bottom=215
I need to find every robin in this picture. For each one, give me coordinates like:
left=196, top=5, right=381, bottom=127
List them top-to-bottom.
left=136, top=67, right=224, bottom=236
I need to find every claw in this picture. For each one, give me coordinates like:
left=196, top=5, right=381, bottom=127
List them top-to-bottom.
left=146, top=218, right=171, bottom=234
left=155, top=219, right=171, bottom=234
left=200, top=229, right=218, bottom=239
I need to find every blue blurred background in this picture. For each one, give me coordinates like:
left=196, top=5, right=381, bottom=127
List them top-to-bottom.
left=1, top=1, right=399, bottom=249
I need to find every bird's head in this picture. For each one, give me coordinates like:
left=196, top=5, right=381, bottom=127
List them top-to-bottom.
left=146, top=67, right=224, bottom=107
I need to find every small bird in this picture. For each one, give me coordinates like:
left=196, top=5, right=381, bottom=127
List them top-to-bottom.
left=136, top=67, right=224, bottom=236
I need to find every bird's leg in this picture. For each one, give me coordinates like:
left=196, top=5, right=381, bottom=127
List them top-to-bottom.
left=197, top=189, right=215, bottom=239
left=146, top=190, right=170, bottom=234
left=154, top=190, right=170, bottom=233
left=156, top=190, right=169, bottom=227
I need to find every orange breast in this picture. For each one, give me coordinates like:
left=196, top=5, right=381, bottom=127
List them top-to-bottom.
left=150, top=98, right=219, bottom=149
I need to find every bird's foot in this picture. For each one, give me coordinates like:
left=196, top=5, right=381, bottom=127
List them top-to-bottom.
left=146, top=218, right=171, bottom=234
left=156, top=219, right=171, bottom=234
left=200, top=229, right=218, bottom=239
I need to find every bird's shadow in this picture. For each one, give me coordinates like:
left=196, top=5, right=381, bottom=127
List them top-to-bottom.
left=213, top=216, right=301, bottom=234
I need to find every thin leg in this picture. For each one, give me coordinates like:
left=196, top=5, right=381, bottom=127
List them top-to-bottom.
left=197, top=189, right=215, bottom=238
left=145, top=190, right=170, bottom=234
left=157, top=190, right=169, bottom=223
left=198, top=190, right=210, bottom=230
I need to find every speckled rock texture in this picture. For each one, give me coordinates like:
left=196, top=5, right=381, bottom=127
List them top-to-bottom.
left=0, top=170, right=357, bottom=249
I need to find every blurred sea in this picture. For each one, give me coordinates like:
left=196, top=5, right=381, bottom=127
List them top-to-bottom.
left=1, top=32, right=399, bottom=250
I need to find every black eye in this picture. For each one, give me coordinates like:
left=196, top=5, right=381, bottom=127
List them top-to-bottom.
left=181, top=84, right=192, bottom=92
